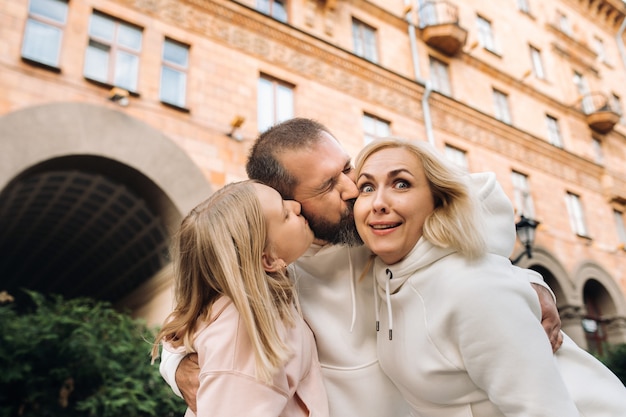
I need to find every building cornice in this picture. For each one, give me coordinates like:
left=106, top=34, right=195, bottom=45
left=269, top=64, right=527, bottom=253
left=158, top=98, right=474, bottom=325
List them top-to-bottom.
left=564, top=0, right=626, bottom=31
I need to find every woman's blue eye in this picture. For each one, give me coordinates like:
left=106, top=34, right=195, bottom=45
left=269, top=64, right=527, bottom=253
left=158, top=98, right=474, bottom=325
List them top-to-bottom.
left=395, top=181, right=409, bottom=189
left=360, top=184, right=374, bottom=193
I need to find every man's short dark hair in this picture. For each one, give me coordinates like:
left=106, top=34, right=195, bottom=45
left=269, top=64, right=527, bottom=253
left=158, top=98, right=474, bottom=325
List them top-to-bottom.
left=246, top=118, right=334, bottom=199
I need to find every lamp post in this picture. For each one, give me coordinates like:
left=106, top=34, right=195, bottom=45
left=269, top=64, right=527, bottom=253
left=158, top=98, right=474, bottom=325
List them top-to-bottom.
left=511, top=215, right=540, bottom=265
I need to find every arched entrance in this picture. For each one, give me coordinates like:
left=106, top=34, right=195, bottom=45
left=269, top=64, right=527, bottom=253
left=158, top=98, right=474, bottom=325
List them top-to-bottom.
left=0, top=102, right=212, bottom=324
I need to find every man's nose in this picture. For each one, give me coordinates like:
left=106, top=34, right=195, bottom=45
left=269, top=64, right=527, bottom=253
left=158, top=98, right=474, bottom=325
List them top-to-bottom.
left=339, top=172, right=358, bottom=201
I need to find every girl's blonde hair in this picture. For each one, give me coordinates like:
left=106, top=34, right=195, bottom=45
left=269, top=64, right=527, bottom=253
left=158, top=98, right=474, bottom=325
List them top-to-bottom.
left=354, top=138, right=487, bottom=259
left=151, top=180, right=296, bottom=384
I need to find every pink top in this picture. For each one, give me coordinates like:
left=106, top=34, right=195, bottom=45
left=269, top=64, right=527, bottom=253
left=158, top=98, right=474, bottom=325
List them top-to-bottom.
left=165, top=296, right=329, bottom=417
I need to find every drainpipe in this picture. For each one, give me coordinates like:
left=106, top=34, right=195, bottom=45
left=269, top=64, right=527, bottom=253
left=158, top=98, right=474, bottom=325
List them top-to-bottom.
left=405, top=0, right=435, bottom=146
left=405, top=0, right=422, bottom=80
left=618, top=17, right=626, bottom=72
left=422, top=80, right=435, bottom=146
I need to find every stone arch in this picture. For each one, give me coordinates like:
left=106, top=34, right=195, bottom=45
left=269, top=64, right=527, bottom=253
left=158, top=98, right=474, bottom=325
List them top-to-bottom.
left=0, top=102, right=212, bottom=322
left=513, top=245, right=588, bottom=345
left=573, top=261, right=626, bottom=347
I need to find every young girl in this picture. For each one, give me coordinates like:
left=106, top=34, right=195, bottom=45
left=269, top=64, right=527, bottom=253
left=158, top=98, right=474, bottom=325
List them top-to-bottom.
left=353, top=137, right=626, bottom=417
left=151, top=180, right=329, bottom=417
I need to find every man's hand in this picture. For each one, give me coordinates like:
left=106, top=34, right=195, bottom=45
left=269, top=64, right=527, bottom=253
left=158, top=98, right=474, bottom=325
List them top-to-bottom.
left=532, top=283, right=563, bottom=352
left=176, top=353, right=200, bottom=413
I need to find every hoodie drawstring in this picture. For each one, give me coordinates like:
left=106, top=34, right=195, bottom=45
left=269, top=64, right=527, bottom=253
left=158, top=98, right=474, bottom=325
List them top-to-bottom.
left=348, top=247, right=357, bottom=333
left=385, top=268, right=393, bottom=340
left=374, top=273, right=380, bottom=332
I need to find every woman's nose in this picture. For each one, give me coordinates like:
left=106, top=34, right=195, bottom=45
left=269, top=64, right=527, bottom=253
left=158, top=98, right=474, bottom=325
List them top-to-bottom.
left=372, top=190, right=388, bottom=213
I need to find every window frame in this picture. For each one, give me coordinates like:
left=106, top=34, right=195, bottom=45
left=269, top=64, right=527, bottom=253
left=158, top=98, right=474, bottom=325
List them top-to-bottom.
left=21, top=0, right=69, bottom=68
left=256, top=0, right=288, bottom=23
left=517, top=0, right=531, bottom=14
left=83, top=11, right=143, bottom=92
left=557, top=11, right=572, bottom=36
left=476, top=15, right=497, bottom=53
left=351, top=18, right=379, bottom=63
left=592, top=35, right=606, bottom=63
left=159, top=38, right=190, bottom=109
left=529, top=45, right=546, bottom=80
left=429, top=56, right=452, bottom=96
left=257, top=74, right=295, bottom=133
left=492, top=88, right=512, bottom=125
left=362, top=113, right=391, bottom=145
left=546, top=115, right=563, bottom=148
left=444, top=144, right=468, bottom=172
left=511, top=171, right=535, bottom=218
left=565, top=191, right=588, bottom=237
left=615, top=209, right=626, bottom=246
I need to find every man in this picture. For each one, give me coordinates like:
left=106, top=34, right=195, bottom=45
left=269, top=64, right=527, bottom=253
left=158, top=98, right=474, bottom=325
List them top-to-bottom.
left=160, top=118, right=562, bottom=416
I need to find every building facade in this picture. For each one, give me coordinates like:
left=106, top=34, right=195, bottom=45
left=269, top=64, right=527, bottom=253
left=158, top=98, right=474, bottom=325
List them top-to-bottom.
left=1, top=0, right=626, bottom=355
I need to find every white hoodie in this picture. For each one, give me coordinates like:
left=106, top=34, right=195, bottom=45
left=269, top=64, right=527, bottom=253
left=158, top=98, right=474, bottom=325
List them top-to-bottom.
left=159, top=172, right=555, bottom=416
left=372, top=172, right=626, bottom=416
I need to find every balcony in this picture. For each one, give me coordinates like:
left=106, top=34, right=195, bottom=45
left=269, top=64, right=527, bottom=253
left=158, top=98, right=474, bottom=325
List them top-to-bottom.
left=418, top=1, right=467, bottom=56
left=574, top=92, right=621, bottom=134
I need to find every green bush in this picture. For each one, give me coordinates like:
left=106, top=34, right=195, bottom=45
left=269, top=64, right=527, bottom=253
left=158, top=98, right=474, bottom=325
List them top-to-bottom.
left=0, top=290, right=186, bottom=417
left=599, top=343, right=626, bottom=386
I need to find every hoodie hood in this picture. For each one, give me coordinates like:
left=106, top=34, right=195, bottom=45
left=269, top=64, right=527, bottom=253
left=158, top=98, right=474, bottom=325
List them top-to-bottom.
left=372, top=172, right=517, bottom=339
left=471, top=172, right=516, bottom=258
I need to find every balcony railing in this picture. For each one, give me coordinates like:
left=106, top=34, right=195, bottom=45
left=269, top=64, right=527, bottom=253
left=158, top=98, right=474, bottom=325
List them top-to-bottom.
left=418, top=1, right=467, bottom=56
left=574, top=92, right=621, bottom=134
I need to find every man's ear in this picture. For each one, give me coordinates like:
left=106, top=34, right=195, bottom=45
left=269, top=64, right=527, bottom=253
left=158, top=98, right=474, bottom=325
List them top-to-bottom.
left=262, top=253, right=286, bottom=273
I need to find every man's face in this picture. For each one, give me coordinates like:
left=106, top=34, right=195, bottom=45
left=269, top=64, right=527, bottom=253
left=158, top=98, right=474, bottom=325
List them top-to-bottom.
left=279, top=132, right=362, bottom=246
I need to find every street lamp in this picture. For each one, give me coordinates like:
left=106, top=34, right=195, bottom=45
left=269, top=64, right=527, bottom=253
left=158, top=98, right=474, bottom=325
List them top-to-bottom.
left=511, top=215, right=540, bottom=265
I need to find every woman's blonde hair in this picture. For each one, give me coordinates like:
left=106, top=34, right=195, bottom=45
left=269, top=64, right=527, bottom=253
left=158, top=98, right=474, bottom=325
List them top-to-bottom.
left=354, top=138, right=487, bottom=258
left=151, top=180, right=296, bottom=383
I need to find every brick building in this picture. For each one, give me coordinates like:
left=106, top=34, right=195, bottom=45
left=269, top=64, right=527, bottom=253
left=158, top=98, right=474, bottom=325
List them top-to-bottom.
left=1, top=0, right=626, bottom=354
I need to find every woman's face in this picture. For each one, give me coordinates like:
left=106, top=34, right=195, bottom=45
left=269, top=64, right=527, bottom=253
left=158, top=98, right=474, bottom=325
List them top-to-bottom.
left=354, top=147, right=435, bottom=265
left=254, top=183, right=314, bottom=267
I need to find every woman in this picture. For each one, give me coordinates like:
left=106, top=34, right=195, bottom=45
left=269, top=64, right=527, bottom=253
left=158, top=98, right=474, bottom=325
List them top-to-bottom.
left=353, top=138, right=626, bottom=417
left=151, top=180, right=329, bottom=416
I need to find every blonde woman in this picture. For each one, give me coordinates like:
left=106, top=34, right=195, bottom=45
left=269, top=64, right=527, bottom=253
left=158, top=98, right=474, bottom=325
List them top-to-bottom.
left=353, top=138, right=626, bottom=417
left=151, top=180, right=328, bottom=417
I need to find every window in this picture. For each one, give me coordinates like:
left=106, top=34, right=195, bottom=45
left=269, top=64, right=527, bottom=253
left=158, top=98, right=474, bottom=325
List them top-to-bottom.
left=21, top=0, right=68, bottom=67
left=257, top=0, right=288, bottom=23
left=418, top=0, right=436, bottom=27
left=517, top=0, right=531, bottom=14
left=557, top=11, right=572, bottom=36
left=84, top=12, right=142, bottom=92
left=476, top=15, right=497, bottom=53
left=352, top=19, right=378, bottom=63
left=592, top=36, right=606, bottom=63
left=160, top=39, right=189, bottom=108
left=529, top=46, right=545, bottom=79
left=429, top=56, right=451, bottom=96
left=573, top=71, right=593, bottom=113
left=258, top=75, right=294, bottom=133
left=493, top=89, right=512, bottom=124
left=611, top=93, right=623, bottom=122
left=362, top=114, right=390, bottom=145
left=546, top=115, right=563, bottom=148
left=592, top=137, right=604, bottom=164
left=444, top=145, right=468, bottom=171
left=511, top=171, right=535, bottom=218
left=565, top=192, right=588, bottom=237
left=615, top=210, right=626, bottom=246
left=583, top=290, right=609, bottom=357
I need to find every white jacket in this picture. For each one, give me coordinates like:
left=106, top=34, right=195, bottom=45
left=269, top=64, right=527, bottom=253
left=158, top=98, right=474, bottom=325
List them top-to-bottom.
left=159, top=172, right=554, bottom=416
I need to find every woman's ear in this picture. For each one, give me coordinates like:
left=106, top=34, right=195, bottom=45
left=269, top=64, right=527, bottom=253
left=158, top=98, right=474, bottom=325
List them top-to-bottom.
left=262, top=252, right=287, bottom=273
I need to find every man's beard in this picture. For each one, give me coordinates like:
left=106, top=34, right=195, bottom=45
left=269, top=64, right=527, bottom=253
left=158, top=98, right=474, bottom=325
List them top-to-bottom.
left=305, top=200, right=363, bottom=246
